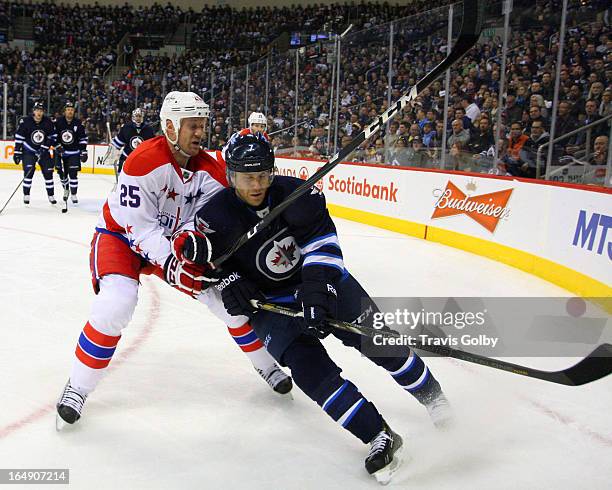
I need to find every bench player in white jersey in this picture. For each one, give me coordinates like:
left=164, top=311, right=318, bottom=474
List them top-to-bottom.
left=56, top=92, right=292, bottom=428
left=241, top=111, right=269, bottom=139
left=220, top=112, right=270, bottom=163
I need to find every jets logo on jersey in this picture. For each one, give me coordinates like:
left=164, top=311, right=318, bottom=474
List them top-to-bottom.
left=31, top=130, right=45, bottom=145
left=60, top=130, right=75, bottom=145
left=130, top=136, right=144, bottom=150
left=256, top=228, right=301, bottom=281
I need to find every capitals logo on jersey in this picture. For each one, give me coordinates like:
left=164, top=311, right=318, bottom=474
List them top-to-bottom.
left=130, top=136, right=144, bottom=150
left=256, top=228, right=302, bottom=281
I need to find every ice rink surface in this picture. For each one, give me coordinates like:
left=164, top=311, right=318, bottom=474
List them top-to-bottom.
left=0, top=170, right=610, bottom=489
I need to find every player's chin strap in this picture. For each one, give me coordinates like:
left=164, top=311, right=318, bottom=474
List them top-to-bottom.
left=168, top=134, right=192, bottom=159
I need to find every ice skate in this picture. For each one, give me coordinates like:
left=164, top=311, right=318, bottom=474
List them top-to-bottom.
left=23, top=195, right=30, bottom=205
left=48, top=195, right=57, bottom=205
left=71, top=195, right=79, bottom=205
left=255, top=364, right=293, bottom=395
left=56, top=380, right=87, bottom=431
left=365, top=420, right=404, bottom=485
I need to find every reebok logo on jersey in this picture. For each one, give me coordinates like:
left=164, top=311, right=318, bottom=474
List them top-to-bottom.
left=214, top=272, right=241, bottom=292
left=327, top=284, right=337, bottom=296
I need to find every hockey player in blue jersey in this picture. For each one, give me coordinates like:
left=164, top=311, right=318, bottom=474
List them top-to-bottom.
left=13, top=101, right=58, bottom=204
left=54, top=101, right=88, bottom=204
left=111, top=108, right=156, bottom=173
left=174, top=134, right=452, bottom=483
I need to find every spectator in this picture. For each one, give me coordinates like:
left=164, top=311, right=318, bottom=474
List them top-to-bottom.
left=504, top=94, right=523, bottom=125
left=461, top=95, right=481, bottom=123
left=526, top=105, right=548, bottom=132
left=468, top=116, right=494, bottom=155
left=447, top=118, right=470, bottom=150
left=507, top=121, right=529, bottom=161
left=520, top=121, right=550, bottom=178
left=422, top=122, right=436, bottom=148
left=588, top=135, right=608, bottom=166
left=448, top=141, right=471, bottom=171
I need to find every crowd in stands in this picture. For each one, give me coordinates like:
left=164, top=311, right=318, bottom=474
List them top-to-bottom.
left=0, top=0, right=610, bottom=182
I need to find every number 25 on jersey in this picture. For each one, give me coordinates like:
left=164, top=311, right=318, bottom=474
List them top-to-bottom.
left=119, top=184, right=141, bottom=208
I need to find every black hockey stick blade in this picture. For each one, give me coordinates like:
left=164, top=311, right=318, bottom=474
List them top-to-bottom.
left=211, top=0, right=484, bottom=268
left=252, top=300, right=612, bottom=386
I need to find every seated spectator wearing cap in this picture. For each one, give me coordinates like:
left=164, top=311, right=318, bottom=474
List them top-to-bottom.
left=408, top=136, right=435, bottom=168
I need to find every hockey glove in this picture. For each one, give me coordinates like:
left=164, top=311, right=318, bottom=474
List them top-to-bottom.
left=80, top=151, right=88, bottom=163
left=13, top=153, right=21, bottom=165
left=171, top=229, right=212, bottom=265
left=163, top=256, right=218, bottom=298
left=219, top=272, right=264, bottom=317
left=299, top=280, right=338, bottom=339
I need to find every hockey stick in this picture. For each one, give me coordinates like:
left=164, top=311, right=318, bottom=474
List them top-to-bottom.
left=210, top=0, right=484, bottom=268
left=103, top=121, right=119, bottom=190
left=55, top=149, right=70, bottom=214
left=0, top=156, right=39, bottom=215
left=251, top=300, right=612, bottom=387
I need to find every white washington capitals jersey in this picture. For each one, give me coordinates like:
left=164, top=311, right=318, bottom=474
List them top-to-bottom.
left=97, top=136, right=227, bottom=267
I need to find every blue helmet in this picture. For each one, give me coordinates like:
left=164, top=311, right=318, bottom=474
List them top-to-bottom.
left=224, top=133, right=275, bottom=173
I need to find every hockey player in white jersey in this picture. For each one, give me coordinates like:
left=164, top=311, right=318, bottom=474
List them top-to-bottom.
left=56, top=92, right=292, bottom=429
left=244, top=111, right=269, bottom=138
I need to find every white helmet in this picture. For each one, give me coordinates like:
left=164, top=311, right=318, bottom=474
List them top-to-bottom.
left=160, top=91, right=210, bottom=152
left=132, top=108, right=145, bottom=125
left=248, top=111, right=267, bottom=130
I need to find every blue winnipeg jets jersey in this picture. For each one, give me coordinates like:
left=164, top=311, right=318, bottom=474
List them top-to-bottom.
left=14, top=116, right=56, bottom=156
left=55, top=116, right=88, bottom=156
left=111, top=122, right=156, bottom=158
left=194, top=176, right=346, bottom=297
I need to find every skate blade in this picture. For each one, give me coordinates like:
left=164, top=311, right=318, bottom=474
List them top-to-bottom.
left=277, top=390, right=294, bottom=400
left=55, top=413, right=69, bottom=432
left=373, top=444, right=406, bottom=485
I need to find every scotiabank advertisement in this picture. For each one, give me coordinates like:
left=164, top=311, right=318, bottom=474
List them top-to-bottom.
left=275, top=156, right=612, bottom=290
left=275, top=158, right=406, bottom=219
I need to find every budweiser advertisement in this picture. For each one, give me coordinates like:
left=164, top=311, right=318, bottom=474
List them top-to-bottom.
left=431, top=180, right=514, bottom=233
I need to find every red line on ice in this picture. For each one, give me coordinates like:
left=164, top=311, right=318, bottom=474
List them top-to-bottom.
left=0, top=227, right=161, bottom=439
left=447, top=358, right=612, bottom=447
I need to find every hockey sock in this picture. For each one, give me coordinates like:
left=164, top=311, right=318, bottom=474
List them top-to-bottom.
left=23, top=175, right=33, bottom=195
left=44, top=176, right=54, bottom=196
left=70, top=181, right=78, bottom=195
left=70, top=321, right=121, bottom=394
left=227, top=323, right=276, bottom=371
left=284, top=335, right=383, bottom=443
left=383, top=351, right=443, bottom=405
